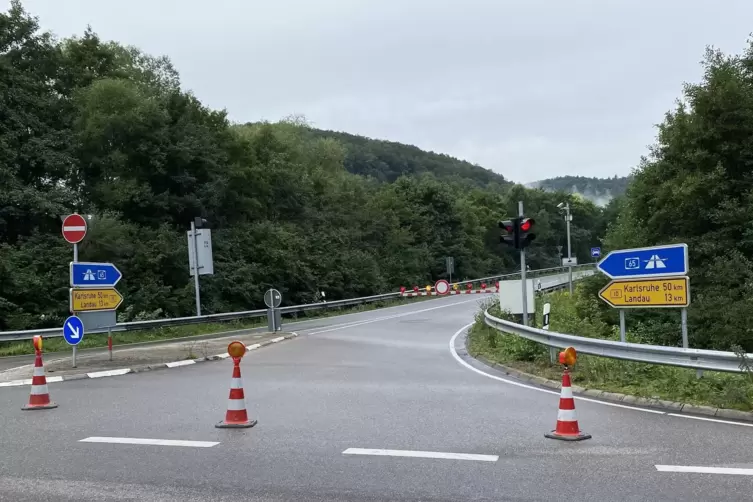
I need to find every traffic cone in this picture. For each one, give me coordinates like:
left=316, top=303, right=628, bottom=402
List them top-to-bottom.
left=22, top=351, right=57, bottom=410
left=216, top=357, right=257, bottom=428
left=544, top=368, right=591, bottom=441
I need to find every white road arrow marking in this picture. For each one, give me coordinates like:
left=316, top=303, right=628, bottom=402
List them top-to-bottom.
left=66, top=322, right=80, bottom=339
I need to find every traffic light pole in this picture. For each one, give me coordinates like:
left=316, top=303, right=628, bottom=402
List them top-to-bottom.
left=519, top=201, right=528, bottom=326
left=565, top=203, right=573, bottom=295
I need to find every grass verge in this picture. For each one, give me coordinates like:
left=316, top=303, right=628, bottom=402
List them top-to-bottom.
left=0, top=295, right=433, bottom=357
left=468, top=296, right=753, bottom=412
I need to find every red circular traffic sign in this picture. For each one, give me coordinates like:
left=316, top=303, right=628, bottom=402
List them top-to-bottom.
left=62, top=214, right=87, bottom=244
left=435, top=279, right=450, bottom=295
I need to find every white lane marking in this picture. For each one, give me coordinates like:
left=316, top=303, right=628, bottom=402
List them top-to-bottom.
left=309, top=299, right=481, bottom=335
left=448, top=324, right=663, bottom=414
left=450, top=324, right=753, bottom=428
left=270, top=336, right=285, bottom=343
left=247, top=343, right=262, bottom=350
left=165, top=360, right=195, bottom=368
left=87, top=368, right=131, bottom=378
left=46, top=376, right=64, bottom=383
left=666, top=413, right=753, bottom=428
left=80, top=437, right=219, bottom=448
left=343, top=448, right=498, bottom=462
left=655, top=465, right=753, bottom=476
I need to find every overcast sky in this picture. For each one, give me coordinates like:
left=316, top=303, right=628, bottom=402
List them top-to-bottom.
left=12, top=0, right=753, bottom=183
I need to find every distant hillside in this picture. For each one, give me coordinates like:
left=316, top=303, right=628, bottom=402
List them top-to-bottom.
left=305, top=128, right=510, bottom=188
left=529, top=175, right=631, bottom=206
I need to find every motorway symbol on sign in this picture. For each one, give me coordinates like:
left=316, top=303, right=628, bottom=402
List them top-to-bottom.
left=62, top=214, right=87, bottom=244
left=597, top=243, right=688, bottom=279
left=590, top=247, right=601, bottom=258
left=70, top=262, right=122, bottom=287
left=598, top=277, right=690, bottom=309
left=434, top=279, right=450, bottom=295
left=70, top=288, right=124, bottom=312
left=264, top=288, right=282, bottom=308
left=63, top=315, right=85, bottom=345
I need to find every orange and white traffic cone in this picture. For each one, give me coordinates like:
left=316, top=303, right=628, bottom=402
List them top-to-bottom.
left=22, top=337, right=57, bottom=411
left=216, top=343, right=257, bottom=428
left=545, top=367, right=590, bottom=441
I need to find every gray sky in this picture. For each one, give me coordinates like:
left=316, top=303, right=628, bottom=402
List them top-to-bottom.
left=13, top=0, right=753, bottom=183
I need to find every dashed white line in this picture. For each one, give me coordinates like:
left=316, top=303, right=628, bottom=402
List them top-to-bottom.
left=448, top=324, right=753, bottom=427
left=165, top=360, right=195, bottom=368
left=87, top=369, right=131, bottom=378
left=80, top=436, right=219, bottom=448
left=343, top=448, right=498, bottom=462
left=655, top=465, right=753, bottom=476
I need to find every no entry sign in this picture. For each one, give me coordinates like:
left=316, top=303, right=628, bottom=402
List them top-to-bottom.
left=62, top=214, right=87, bottom=244
left=435, top=279, right=450, bottom=295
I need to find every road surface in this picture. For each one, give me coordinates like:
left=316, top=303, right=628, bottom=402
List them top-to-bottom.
left=0, top=294, right=750, bottom=501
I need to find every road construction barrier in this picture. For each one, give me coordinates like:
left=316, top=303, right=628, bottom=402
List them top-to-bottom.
left=22, top=336, right=57, bottom=411
left=216, top=341, right=257, bottom=429
left=545, top=347, right=590, bottom=441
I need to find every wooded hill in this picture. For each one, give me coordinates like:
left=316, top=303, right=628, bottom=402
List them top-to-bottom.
left=0, top=2, right=613, bottom=330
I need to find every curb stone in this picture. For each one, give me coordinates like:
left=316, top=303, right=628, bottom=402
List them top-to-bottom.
left=463, top=330, right=753, bottom=423
left=0, top=333, right=298, bottom=389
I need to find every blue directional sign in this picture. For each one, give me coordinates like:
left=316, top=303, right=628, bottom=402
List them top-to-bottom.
left=597, top=243, right=688, bottom=279
left=590, top=247, right=601, bottom=258
left=70, top=262, right=122, bottom=287
left=63, top=315, right=84, bottom=346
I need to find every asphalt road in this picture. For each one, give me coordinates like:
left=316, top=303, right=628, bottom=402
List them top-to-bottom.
left=1, top=293, right=751, bottom=501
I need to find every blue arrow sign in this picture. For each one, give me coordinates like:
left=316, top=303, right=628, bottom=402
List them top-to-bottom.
left=597, top=243, right=688, bottom=279
left=590, top=247, right=601, bottom=258
left=70, top=262, right=122, bottom=287
left=63, top=315, right=84, bottom=346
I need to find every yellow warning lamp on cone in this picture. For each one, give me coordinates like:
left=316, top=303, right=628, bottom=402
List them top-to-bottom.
left=33, top=335, right=43, bottom=353
left=227, top=340, right=246, bottom=361
left=558, top=346, right=577, bottom=368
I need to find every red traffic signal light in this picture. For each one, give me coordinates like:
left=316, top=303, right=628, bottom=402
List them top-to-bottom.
left=519, top=217, right=536, bottom=248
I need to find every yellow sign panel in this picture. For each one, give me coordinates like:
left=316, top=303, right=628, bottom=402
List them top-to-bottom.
left=598, top=277, right=689, bottom=308
left=70, top=288, right=124, bottom=312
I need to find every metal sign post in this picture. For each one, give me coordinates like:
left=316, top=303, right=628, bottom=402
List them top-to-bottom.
left=190, top=219, right=201, bottom=317
left=264, top=289, right=282, bottom=332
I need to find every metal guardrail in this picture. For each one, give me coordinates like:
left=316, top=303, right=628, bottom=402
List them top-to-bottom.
left=0, top=266, right=591, bottom=343
left=484, top=310, right=750, bottom=374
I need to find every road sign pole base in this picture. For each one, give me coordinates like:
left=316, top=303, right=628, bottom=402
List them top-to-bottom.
left=22, top=402, right=58, bottom=411
left=215, top=419, right=257, bottom=429
left=544, top=431, right=591, bottom=441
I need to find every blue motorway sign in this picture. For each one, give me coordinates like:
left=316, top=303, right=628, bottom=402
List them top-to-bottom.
left=597, top=243, right=688, bottom=279
left=590, top=247, right=601, bottom=258
left=70, top=262, right=122, bottom=287
left=63, top=315, right=84, bottom=346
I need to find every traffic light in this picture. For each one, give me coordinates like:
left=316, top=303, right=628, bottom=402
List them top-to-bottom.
left=519, top=217, right=536, bottom=248
left=499, top=219, right=518, bottom=247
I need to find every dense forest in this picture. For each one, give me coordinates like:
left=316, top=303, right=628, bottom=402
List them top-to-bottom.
left=0, top=3, right=613, bottom=331
left=575, top=41, right=753, bottom=352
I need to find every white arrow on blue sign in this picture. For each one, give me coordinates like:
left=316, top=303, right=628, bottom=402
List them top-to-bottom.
left=597, top=243, right=688, bottom=280
left=590, top=247, right=601, bottom=258
left=70, top=262, right=122, bottom=287
left=63, top=315, right=85, bottom=346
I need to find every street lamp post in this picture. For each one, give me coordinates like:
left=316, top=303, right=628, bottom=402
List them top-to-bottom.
left=557, top=202, right=574, bottom=295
